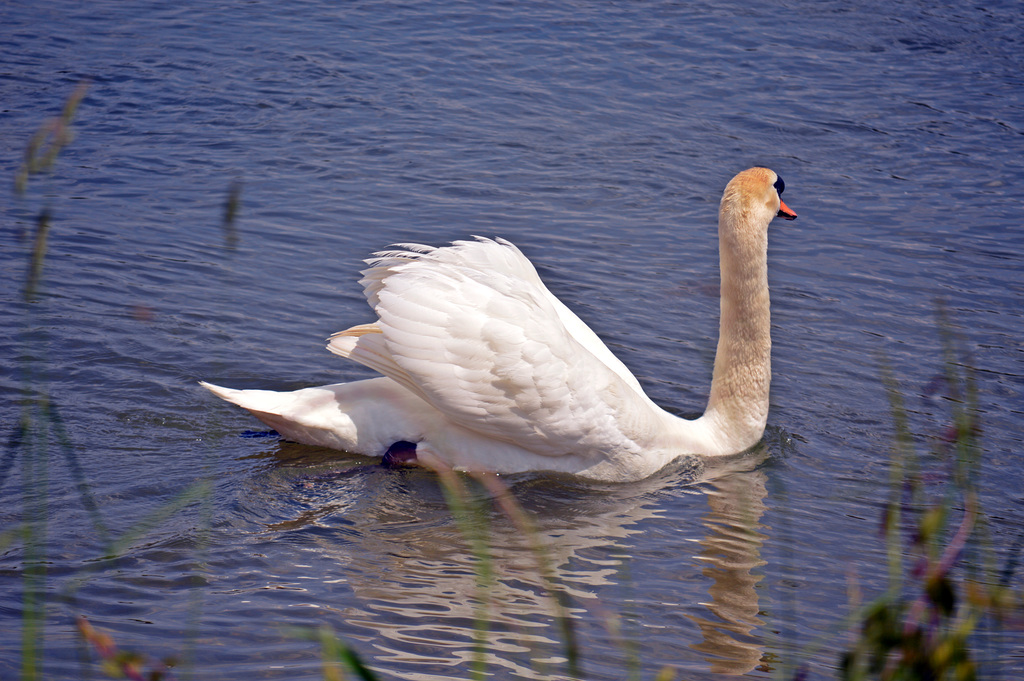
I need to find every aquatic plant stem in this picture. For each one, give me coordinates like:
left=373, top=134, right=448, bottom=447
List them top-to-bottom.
left=19, top=400, right=48, bottom=681
left=433, top=465, right=495, bottom=681
left=471, top=471, right=582, bottom=679
left=315, top=625, right=380, bottom=681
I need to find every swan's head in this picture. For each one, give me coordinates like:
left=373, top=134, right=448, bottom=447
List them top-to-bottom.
left=720, top=167, right=797, bottom=229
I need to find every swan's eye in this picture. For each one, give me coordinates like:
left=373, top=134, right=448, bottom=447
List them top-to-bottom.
left=773, top=176, right=785, bottom=196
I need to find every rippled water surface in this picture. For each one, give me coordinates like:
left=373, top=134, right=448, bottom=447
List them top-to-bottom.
left=2, top=1, right=1023, bottom=679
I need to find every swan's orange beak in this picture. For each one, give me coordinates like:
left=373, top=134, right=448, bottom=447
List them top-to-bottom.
left=777, top=200, right=797, bottom=220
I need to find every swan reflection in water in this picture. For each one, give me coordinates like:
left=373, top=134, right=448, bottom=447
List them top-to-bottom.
left=245, top=444, right=771, bottom=679
left=687, top=456, right=769, bottom=675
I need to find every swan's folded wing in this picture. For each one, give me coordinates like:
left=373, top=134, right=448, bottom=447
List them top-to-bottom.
left=361, top=238, right=663, bottom=458
left=363, top=238, right=650, bottom=398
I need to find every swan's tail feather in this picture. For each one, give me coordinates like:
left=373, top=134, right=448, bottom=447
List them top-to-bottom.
left=200, top=381, right=365, bottom=452
left=200, top=381, right=295, bottom=417
left=200, top=381, right=302, bottom=437
left=200, top=381, right=249, bottom=407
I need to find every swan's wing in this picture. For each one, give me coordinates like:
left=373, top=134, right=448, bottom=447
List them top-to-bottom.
left=333, top=237, right=663, bottom=458
left=361, top=237, right=649, bottom=397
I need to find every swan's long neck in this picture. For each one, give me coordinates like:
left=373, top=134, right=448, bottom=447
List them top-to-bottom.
left=701, top=205, right=772, bottom=452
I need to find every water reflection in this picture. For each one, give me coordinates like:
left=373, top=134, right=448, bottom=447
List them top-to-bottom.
left=244, top=446, right=771, bottom=679
left=688, top=463, right=769, bottom=675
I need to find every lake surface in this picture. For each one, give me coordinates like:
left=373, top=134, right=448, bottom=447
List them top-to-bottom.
left=2, top=1, right=1023, bottom=679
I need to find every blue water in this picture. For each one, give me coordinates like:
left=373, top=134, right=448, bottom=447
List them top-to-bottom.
left=2, top=1, right=1023, bottom=679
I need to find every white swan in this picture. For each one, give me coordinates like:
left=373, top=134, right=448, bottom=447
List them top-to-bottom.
left=202, top=167, right=796, bottom=482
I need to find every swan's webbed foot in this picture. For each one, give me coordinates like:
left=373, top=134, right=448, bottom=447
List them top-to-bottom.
left=382, top=440, right=418, bottom=468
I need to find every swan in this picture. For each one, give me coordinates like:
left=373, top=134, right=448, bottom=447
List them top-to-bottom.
left=202, top=167, right=796, bottom=482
